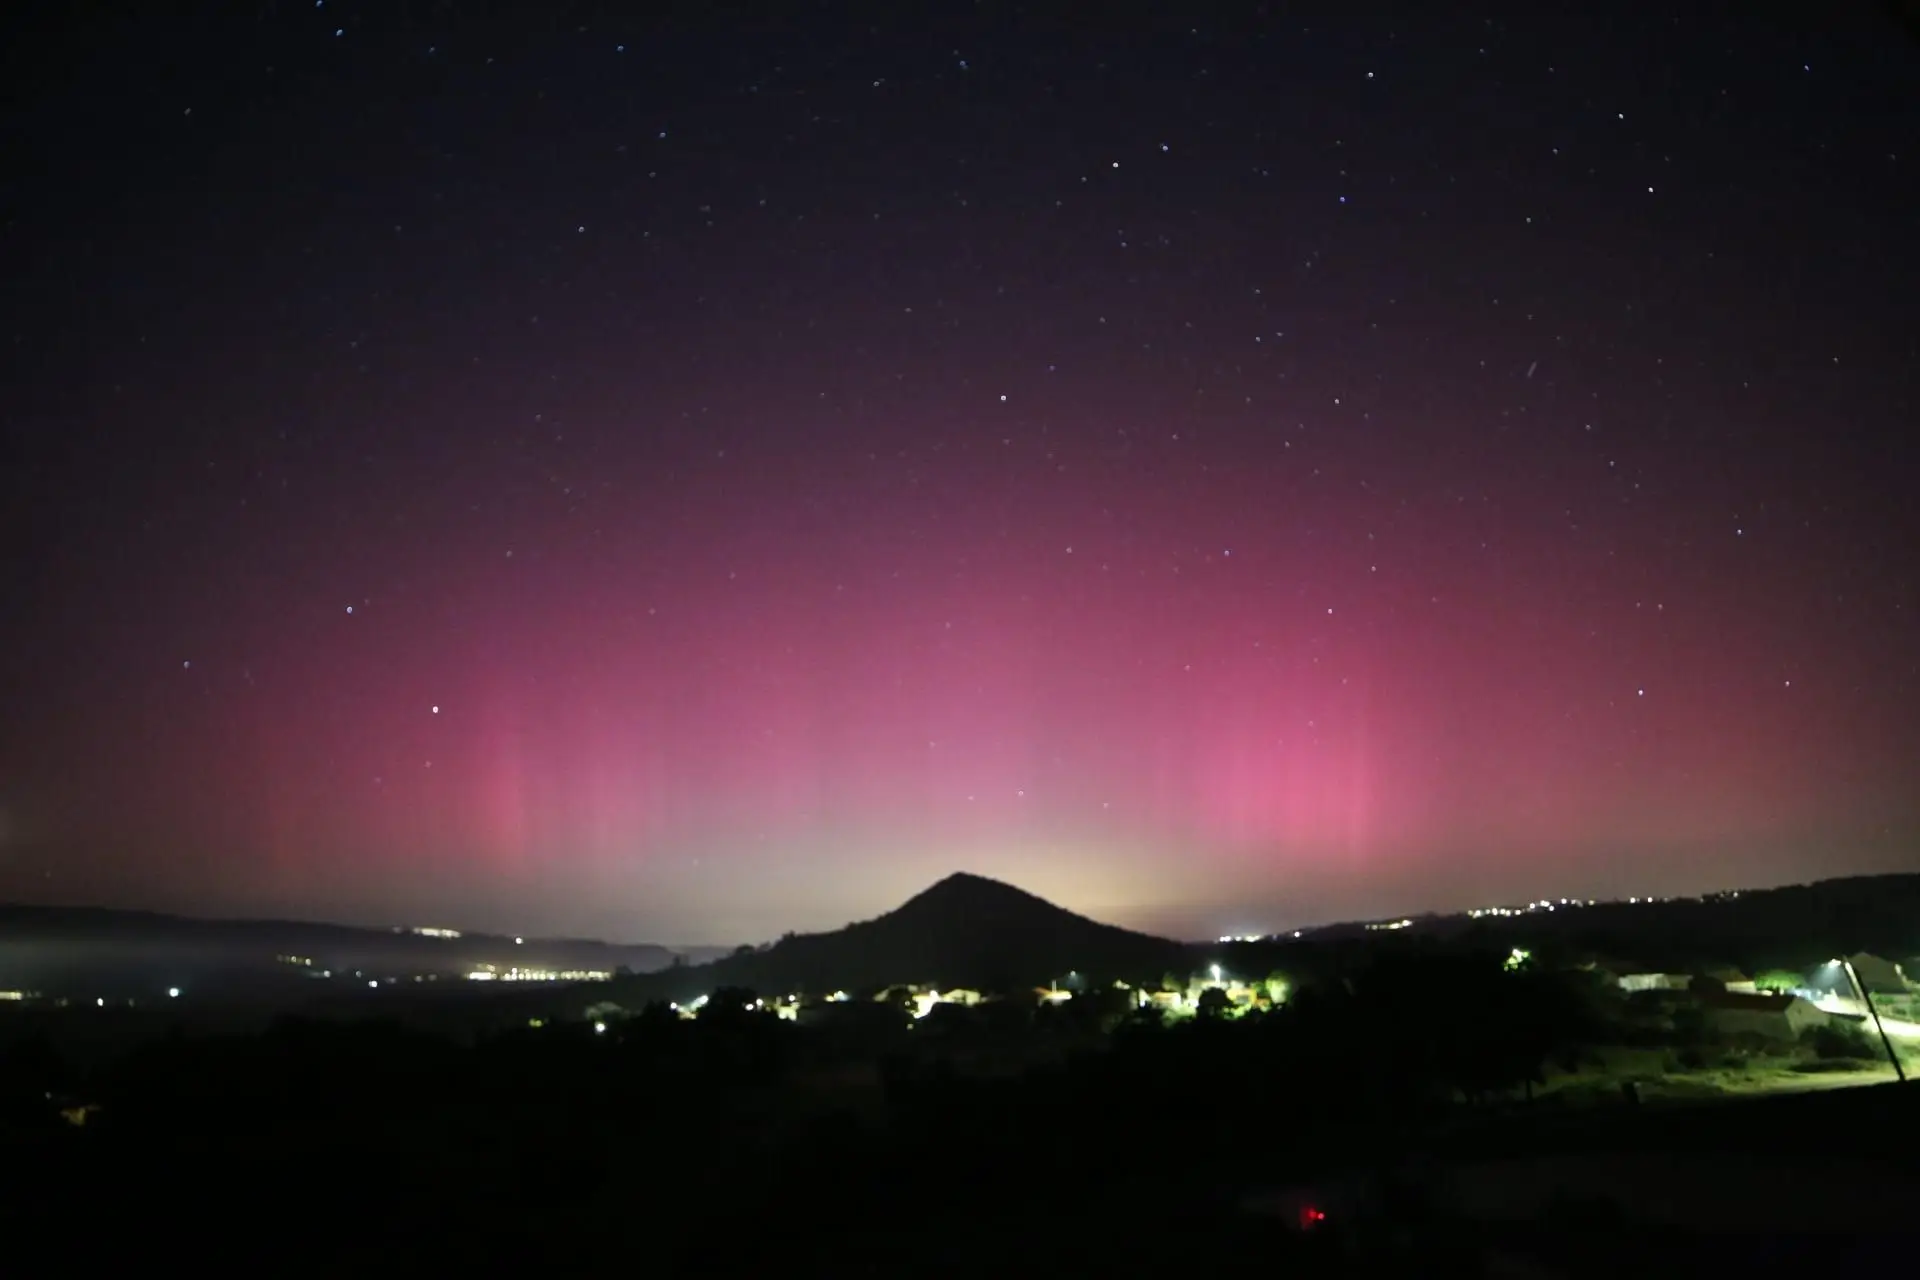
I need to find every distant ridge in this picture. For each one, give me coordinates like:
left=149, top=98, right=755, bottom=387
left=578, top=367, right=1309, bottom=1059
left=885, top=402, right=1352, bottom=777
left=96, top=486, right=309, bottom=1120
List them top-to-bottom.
left=17, top=870, right=1920, bottom=1009
left=605, top=870, right=1920, bottom=1007
left=1265, top=873, right=1920, bottom=971
left=0, top=901, right=672, bottom=954
left=0, top=902, right=682, bottom=995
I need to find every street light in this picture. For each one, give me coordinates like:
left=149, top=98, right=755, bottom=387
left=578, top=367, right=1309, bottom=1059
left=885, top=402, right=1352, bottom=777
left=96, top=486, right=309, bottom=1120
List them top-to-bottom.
left=1834, top=957, right=1905, bottom=1083
left=1210, top=964, right=1223, bottom=984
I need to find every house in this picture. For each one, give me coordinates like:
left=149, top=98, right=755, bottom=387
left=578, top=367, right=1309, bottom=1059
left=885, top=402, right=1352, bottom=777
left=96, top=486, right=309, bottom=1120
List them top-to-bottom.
left=1846, top=953, right=1909, bottom=996
left=1585, top=957, right=1693, bottom=993
left=1692, top=966, right=1758, bottom=995
left=1616, top=971, right=1692, bottom=993
left=907, top=987, right=985, bottom=1019
left=1696, top=990, right=1830, bottom=1042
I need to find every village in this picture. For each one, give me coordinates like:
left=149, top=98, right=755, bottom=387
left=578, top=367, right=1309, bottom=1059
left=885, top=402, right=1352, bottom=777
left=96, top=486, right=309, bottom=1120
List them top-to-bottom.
left=565, top=947, right=1920, bottom=1106
left=578, top=948, right=1918, bottom=1042
left=1592, top=951, right=1920, bottom=1044
left=578, top=966, right=1286, bottom=1034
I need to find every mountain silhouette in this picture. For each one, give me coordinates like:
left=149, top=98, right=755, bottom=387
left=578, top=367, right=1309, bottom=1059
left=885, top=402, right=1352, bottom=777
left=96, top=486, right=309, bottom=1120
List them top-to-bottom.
left=655, top=872, right=1190, bottom=996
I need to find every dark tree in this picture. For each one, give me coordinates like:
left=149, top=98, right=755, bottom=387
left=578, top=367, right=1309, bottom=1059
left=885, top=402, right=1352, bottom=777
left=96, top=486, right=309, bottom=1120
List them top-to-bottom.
left=699, top=986, right=774, bottom=1034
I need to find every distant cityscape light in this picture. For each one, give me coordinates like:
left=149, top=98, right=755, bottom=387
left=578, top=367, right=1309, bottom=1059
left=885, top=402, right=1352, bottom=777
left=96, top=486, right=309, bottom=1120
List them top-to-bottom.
left=464, top=966, right=611, bottom=983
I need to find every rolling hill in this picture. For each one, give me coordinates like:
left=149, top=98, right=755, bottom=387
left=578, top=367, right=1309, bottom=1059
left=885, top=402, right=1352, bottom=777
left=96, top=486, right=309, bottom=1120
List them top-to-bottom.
left=596, top=870, right=1920, bottom=1014
left=615, top=872, right=1194, bottom=1001
left=1381, top=874, right=1920, bottom=973
left=0, top=902, right=683, bottom=999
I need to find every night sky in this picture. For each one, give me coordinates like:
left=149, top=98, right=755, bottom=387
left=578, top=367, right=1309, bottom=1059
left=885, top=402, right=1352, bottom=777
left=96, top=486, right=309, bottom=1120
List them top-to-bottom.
left=3, top=3, right=1916, bottom=945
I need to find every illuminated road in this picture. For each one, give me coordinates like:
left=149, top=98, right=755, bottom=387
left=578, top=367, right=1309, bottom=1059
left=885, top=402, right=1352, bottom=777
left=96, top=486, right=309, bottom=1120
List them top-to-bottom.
left=1812, top=996, right=1920, bottom=1040
left=1748, top=1068, right=1896, bottom=1095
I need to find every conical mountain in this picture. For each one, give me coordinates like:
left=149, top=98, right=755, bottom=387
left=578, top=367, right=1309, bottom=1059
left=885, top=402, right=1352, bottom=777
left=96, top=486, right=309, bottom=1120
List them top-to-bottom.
left=689, top=872, right=1188, bottom=995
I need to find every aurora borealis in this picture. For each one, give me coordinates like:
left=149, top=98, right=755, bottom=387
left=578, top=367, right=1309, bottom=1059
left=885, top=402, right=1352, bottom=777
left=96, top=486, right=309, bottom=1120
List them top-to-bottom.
left=2, top=4, right=1916, bottom=944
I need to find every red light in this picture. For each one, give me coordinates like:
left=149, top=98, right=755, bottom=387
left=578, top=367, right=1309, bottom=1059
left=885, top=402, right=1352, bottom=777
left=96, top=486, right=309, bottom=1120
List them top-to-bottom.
left=1300, top=1205, right=1328, bottom=1229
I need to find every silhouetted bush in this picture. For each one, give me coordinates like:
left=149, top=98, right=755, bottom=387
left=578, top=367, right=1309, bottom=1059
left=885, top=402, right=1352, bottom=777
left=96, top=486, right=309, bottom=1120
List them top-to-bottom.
left=1803, top=1022, right=1877, bottom=1061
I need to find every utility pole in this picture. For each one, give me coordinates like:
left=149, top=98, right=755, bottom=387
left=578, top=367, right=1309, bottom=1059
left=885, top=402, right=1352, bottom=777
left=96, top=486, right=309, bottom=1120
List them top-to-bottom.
left=1840, top=957, right=1906, bottom=1083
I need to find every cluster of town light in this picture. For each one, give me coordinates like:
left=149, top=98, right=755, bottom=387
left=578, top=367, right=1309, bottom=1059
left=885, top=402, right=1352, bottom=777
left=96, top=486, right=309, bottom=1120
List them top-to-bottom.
left=1466, top=892, right=1746, bottom=918
left=1469, top=897, right=1603, bottom=920
left=465, top=967, right=613, bottom=983
left=589, top=972, right=1279, bottom=1030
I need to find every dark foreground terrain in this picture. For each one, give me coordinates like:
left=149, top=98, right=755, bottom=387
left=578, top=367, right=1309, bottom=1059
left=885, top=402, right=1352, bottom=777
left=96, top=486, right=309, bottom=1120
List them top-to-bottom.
left=6, top=971, right=1918, bottom=1276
